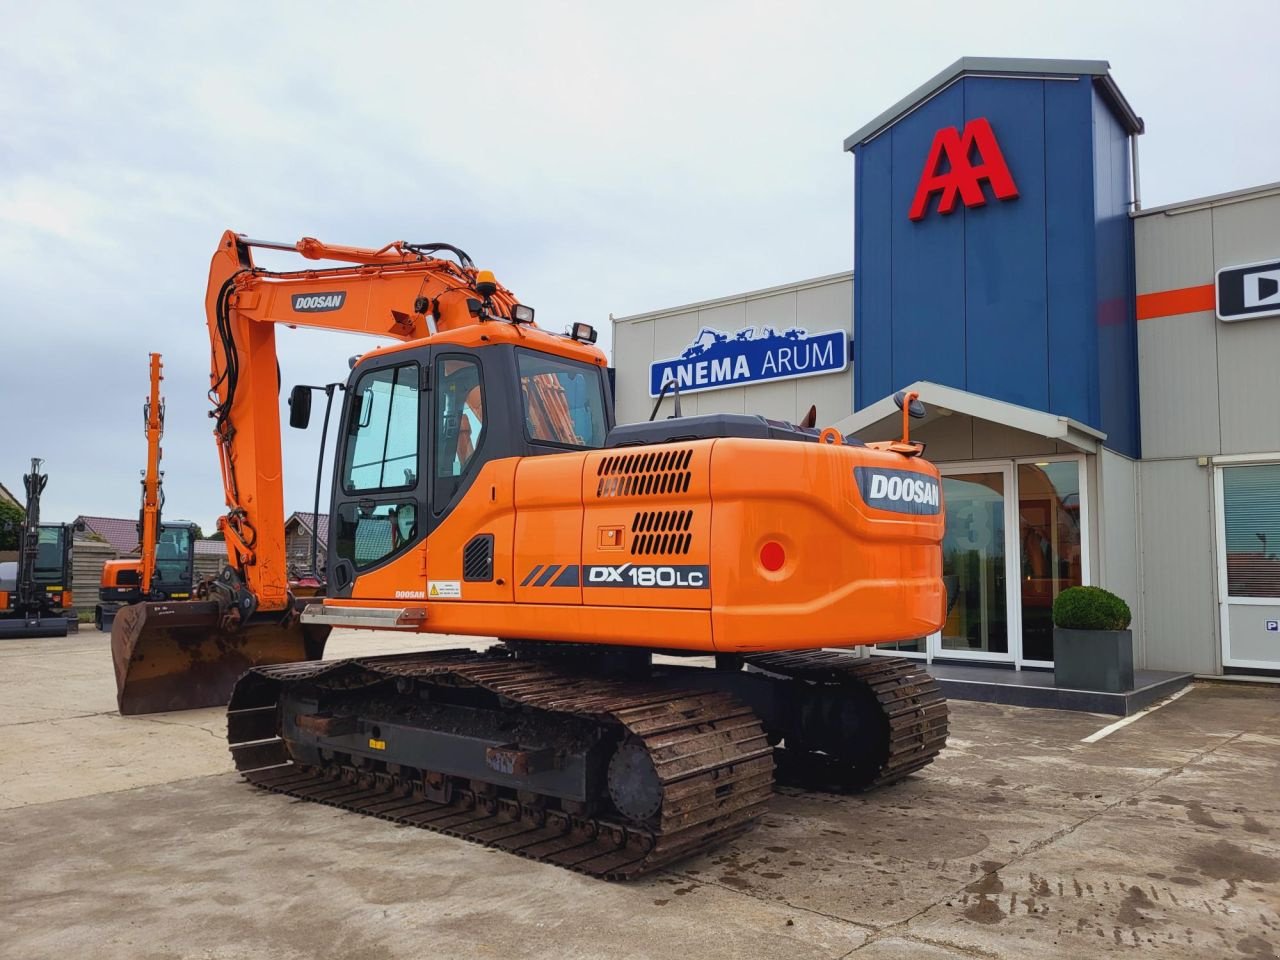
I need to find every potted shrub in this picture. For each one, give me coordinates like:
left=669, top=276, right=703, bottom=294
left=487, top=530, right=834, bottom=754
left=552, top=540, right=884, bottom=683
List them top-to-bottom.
left=1052, top=586, right=1134, bottom=692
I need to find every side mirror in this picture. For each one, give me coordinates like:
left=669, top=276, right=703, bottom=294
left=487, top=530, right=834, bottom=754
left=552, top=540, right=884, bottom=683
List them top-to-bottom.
left=288, top=385, right=313, bottom=429
left=893, top=389, right=926, bottom=419
left=75, top=519, right=86, bottom=532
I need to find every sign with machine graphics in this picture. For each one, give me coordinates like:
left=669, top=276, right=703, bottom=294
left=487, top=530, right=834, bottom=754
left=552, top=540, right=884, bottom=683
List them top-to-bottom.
left=909, top=117, right=1019, bottom=221
left=1217, top=259, right=1280, bottom=322
left=648, top=325, right=849, bottom=397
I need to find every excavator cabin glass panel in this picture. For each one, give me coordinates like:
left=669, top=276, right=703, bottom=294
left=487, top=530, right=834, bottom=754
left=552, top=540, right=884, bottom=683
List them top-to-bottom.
left=517, top=349, right=608, bottom=450
left=433, top=356, right=486, bottom=516
left=342, top=363, right=421, bottom=493
left=334, top=502, right=418, bottom=571
left=153, top=524, right=194, bottom=593
left=34, top=526, right=66, bottom=582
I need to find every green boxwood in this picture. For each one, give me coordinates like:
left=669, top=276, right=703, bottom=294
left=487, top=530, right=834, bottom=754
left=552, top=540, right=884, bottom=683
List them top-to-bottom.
left=1052, top=586, right=1132, bottom=631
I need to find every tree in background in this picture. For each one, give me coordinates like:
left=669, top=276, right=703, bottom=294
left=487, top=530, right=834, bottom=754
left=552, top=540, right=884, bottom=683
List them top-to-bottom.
left=0, top=500, right=22, bottom=550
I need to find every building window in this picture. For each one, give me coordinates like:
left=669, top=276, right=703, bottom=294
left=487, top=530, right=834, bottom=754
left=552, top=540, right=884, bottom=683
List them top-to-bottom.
left=1017, top=461, right=1084, bottom=662
left=1222, top=464, right=1280, bottom=598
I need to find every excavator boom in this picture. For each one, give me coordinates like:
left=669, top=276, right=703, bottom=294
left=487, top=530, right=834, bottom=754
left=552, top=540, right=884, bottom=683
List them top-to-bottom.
left=139, top=354, right=163, bottom=596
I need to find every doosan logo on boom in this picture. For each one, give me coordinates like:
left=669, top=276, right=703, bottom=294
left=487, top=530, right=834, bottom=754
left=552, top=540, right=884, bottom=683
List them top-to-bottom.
left=292, top=292, right=346, bottom=312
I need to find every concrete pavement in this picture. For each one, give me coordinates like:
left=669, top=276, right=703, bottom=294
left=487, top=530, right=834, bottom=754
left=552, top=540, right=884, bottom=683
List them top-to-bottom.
left=1, top=629, right=1277, bottom=959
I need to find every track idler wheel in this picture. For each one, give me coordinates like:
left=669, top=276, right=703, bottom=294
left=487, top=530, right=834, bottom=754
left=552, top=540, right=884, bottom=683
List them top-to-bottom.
left=779, top=685, right=891, bottom=791
left=607, top=738, right=663, bottom=822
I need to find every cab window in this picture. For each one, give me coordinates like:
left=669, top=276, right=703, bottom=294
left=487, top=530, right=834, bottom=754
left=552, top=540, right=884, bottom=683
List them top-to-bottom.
left=517, top=350, right=607, bottom=449
left=434, top=356, right=485, bottom=513
left=342, top=363, right=420, bottom=492
left=334, top=502, right=418, bottom=571
left=34, top=526, right=63, bottom=577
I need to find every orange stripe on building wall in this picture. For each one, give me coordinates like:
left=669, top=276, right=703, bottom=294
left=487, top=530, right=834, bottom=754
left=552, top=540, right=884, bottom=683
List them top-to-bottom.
left=1136, top=283, right=1215, bottom=321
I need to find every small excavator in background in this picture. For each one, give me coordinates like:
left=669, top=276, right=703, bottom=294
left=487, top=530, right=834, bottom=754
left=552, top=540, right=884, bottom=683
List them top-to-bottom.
left=111, top=231, right=948, bottom=877
left=95, top=354, right=197, bottom=631
left=0, top=458, right=78, bottom=638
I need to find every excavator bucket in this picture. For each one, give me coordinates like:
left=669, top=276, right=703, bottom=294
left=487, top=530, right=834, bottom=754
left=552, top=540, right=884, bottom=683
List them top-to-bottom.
left=111, top=600, right=329, bottom=715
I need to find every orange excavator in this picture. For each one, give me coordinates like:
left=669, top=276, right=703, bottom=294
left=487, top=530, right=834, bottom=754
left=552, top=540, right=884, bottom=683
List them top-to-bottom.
left=112, top=231, right=949, bottom=877
left=96, top=354, right=198, bottom=631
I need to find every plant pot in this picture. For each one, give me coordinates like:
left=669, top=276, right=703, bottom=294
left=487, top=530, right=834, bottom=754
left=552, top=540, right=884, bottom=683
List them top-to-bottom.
left=1053, top=627, right=1134, bottom=692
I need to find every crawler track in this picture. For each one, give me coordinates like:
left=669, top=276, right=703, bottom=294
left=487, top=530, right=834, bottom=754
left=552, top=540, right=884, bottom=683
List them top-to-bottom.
left=227, top=648, right=947, bottom=878
left=228, top=650, right=774, bottom=879
left=744, top=651, right=949, bottom=791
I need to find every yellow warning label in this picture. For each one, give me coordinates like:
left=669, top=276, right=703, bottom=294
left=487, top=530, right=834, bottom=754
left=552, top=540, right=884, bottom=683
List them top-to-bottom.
left=368, top=738, right=386, bottom=751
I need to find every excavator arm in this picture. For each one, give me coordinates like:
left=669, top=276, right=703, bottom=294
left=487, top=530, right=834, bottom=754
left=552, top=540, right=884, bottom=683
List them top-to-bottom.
left=138, top=353, right=164, bottom=596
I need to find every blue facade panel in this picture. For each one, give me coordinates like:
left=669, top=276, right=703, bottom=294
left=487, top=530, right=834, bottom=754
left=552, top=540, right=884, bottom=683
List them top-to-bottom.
left=852, top=69, right=1140, bottom=456
left=962, top=78, right=1049, bottom=411
left=1044, top=78, right=1099, bottom=428
left=888, top=83, right=967, bottom=398
left=1092, top=90, right=1140, bottom=457
left=853, top=140, right=893, bottom=410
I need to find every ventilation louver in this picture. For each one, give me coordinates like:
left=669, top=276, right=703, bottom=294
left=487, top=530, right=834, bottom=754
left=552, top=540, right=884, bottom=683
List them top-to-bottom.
left=596, top=448, right=693, bottom=499
left=630, top=510, right=694, bottom=555
left=463, top=534, right=494, bottom=582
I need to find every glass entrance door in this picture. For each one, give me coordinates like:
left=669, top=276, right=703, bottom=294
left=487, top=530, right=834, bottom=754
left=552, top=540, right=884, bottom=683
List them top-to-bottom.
left=1216, top=462, right=1280, bottom=671
left=928, top=465, right=1018, bottom=663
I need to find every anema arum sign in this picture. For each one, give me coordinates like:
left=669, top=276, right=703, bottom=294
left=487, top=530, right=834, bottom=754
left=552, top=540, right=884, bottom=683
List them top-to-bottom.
left=648, top=325, right=850, bottom=397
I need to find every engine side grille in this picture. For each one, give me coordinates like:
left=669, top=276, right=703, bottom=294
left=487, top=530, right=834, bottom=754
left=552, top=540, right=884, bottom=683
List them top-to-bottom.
left=596, top=448, right=693, bottom=499
left=630, top=510, right=694, bottom=556
left=462, top=534, right=494, bottom=582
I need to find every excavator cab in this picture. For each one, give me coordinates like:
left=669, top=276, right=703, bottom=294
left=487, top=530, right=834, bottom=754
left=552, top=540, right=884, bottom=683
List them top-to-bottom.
left=322, top=340, right=612, bottom=597
left=0, top=460, right=78, bottom=639
left=97, top=521, right=197, bottom=631
left=152, top=523, right=196, bottom=596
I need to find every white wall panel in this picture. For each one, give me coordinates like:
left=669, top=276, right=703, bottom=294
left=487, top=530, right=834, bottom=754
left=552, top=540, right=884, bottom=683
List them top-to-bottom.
left=1137, top=457, right=1218, bottom=674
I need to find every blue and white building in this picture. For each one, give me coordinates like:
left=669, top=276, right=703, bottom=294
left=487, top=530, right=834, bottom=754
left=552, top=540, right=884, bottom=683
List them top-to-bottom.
left=611, top=57, right=1280, bottom=680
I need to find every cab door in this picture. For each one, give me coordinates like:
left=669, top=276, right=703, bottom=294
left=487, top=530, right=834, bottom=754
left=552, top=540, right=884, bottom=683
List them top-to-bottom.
left=327, top=350, right=430, bottom=599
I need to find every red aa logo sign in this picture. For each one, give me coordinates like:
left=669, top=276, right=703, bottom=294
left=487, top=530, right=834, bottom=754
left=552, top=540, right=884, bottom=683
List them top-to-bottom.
left=908, top=118, right=1019, bottom=221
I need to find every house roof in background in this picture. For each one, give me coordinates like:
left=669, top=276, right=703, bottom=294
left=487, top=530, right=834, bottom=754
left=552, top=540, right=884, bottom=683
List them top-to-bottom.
left=0, top=482, right=20, bottom=509
left=287, top=512, right=330, bottom=547
left=75, top=515, right=140, bottom=555
left=193, top=539, right=226, bottom=557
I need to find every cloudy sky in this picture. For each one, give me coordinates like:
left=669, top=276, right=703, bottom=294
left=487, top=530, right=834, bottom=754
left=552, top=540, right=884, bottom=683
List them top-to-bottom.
left=1, top=1, right=1276, bottom=531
